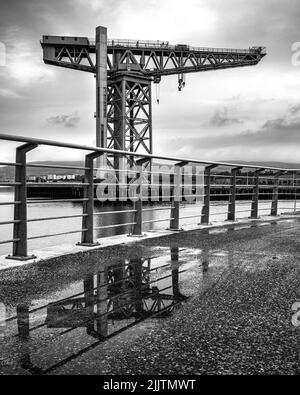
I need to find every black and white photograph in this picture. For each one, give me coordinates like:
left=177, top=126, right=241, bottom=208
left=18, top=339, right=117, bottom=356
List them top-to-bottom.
left=0, top=0, right=299, bottom=381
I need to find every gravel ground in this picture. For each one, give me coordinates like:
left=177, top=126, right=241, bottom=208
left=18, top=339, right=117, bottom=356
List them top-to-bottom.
left=1, top=218, right=300, bottom=375
left=54, top=220, right=300, bottom=375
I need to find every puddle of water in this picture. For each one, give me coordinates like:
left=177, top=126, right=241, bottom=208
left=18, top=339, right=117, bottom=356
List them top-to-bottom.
left=232, top=225, right=252, bottom=231
left=209, top=228, right=229, bottom=234
left=0, top=238, right=283, bottom=375
left=0, top=245, right=236, bottom=375
left=210, top=250, right=229, bottom=257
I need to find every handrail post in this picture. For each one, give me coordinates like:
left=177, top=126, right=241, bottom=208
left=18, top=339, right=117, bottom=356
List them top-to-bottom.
left=6, top=143, right=38, bottom=261
left=77, top=152, right=103, bottom=246
left=131, top=160, right=146, bottom=236
left=169, top=162, right=187, bottom=231
left=201, top=165, right=217, bottom=225
left=227, top=167, right=242, bottom=221
left=250, top=168, right=264, bottom=219
left=271, top=171, right=284, bottom=216
left=294, top=171, right=299, bottom=214
left=133, top=198, right=143, bottom=235
left=96, top=269, right=108, bottom=338
left=17, top=304, right=30, bottom=340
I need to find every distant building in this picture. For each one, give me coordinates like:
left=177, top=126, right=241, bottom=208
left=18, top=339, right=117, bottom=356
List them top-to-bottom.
left=26, top=174, right=79, bottom=182
left=47, top=174, right=57, bottom=181
left=27, top=175, right=37, bottom=182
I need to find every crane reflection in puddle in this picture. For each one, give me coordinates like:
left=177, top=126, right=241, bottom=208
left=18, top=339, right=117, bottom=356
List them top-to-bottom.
left=13, top=246, right=189, bottom=374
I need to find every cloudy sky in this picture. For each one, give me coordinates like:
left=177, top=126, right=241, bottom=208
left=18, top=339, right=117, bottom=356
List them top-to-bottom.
left=0, top=0, right=299, bottom=163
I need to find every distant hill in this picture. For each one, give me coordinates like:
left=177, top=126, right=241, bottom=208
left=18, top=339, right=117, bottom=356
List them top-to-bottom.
left=1, top=160, right=300, bottom=181
left=229, top=161, right=300, bottom=169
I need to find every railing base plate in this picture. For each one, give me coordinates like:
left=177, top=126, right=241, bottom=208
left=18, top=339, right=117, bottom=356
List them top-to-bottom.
left=167, top=227, right=184, bottom=232
left=127, top=233, right=147, bottom=238
left=76, top=242, right=100, bottom=247
left=5, top=254, right=37, bottom=261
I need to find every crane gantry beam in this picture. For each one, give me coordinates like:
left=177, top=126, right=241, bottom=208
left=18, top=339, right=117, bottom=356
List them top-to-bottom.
left=41, top=26, right=266, bottom=169
left=41, top=36, right=266, bottom=78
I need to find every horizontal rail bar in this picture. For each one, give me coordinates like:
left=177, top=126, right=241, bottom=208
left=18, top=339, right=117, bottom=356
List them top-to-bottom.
left=1, top=133, right=299, bottom=172
left=0, top=161, right=21, bottom=167
left=26, top=163, right=89, bottom=171
left=94, top=167, right=139, bottom=173
left=147, top=171, right=177, bottom=175
left=211, top=174, right=232, bottom=178
left=28, top=182, right=90, bottom=186
left=0, top=183, right=21, bottom=186
left=142, top=184, right=174, bottom=187
left=210, top=184, right=232, bottom=187
left=210, top=193, right=231, bottom=197
left=178, top=194, right=206, bottom=197
left=27, top=198, right=89, bottom=204
left=278, top=200, right=299, bottom=202
left=0, top=201, right=21, bottom=206
left=179, top=203, right=204, bottom=208
left=143, top=206, right=173, bottom=212
left=278, top=207, right=296, bottom=210
left=94, top=210, right=137, bottom=215
left=210, top=212, right=228, bottom=216
left=27, top=214, right=87, bottom=223
left=179, top=214, right=203, bottom=220
left=143, top=218, right=174, bottom=224
left=0, top=220, right=21, bottom=226
left=94, top=222, right=136, bottom=230
left=28, top=229, right=87, bottom=240
left=0, top=238, right=20, bottom=245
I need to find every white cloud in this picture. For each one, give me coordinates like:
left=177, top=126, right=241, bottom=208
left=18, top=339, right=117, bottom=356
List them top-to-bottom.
left=0, top=0, right=300, bottom=163
left=108, top=0, right=217, bottom=42
left=0, top=27, right=53, bottom=84
left=7, top=57, right=53, bottom=84
left=0, top=88, right=21, bottom=98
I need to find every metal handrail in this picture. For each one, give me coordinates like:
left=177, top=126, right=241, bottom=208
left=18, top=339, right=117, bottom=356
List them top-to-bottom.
left=1, top=132, right=300, bottom=260
left=0, top=133, right=299, bottom=172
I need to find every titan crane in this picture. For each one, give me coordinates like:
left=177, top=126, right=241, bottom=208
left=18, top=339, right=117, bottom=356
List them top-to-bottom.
left=41, top=26, right=266, bottom=169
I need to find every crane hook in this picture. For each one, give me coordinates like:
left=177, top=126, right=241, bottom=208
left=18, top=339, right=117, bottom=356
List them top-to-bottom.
left=178, top=73, right=186, bottom=91
left=155, top=82, right=160, bottom=104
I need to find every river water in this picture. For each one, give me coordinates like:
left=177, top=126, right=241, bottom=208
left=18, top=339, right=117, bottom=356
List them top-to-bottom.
left=0, top=188, right=297, bottom=256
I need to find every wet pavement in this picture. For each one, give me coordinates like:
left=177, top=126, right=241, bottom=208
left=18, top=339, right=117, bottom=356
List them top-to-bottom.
left=0, top=218, right=300, bottom=375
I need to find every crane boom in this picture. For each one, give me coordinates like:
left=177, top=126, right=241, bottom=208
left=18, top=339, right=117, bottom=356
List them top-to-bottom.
left=41, top=35, right=266, bottom=77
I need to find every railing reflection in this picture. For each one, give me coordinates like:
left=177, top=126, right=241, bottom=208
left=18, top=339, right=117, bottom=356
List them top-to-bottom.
left=11, top=247, right=189, bottom=374
left=45, top=254, right=188, bottom=339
